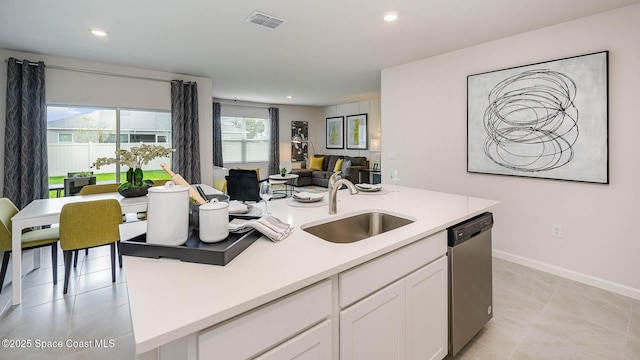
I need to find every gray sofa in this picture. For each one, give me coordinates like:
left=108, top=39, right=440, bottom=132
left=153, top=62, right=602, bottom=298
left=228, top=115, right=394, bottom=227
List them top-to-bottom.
left=289, top=154, right=368, bottom=187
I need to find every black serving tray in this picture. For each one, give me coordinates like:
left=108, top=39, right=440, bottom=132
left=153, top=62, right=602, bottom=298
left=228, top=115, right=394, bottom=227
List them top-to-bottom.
left=119, top=215, right=262, bottom=266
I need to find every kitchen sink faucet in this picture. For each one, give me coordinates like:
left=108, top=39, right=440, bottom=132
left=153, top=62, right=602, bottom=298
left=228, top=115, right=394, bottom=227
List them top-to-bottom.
left=328, top=172, right=359, bottom=215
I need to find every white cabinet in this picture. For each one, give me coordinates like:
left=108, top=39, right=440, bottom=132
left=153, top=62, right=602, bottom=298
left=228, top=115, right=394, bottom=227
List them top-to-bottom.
left=197, top=232, right=447, bottom=360
left=339, top=233, right=447, bottom=360
left=405, top=257, right=448, bottom=360
left=198, top=280, right=332, bottom=360
left=340, top=281, right=405, bottom=360
left=254, top=320, right=332, bottom=360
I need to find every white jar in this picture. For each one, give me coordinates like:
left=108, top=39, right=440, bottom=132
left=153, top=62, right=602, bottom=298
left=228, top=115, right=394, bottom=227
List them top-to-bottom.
left=146, top=183, right=189, bottom=246
left=199, top=200, right=229, bottom=243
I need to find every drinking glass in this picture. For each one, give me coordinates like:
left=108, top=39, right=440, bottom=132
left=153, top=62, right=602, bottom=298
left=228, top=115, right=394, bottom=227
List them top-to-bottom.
left=390, top=169, right=400, bottom=192
left=259, top=181, right=273, bottom=215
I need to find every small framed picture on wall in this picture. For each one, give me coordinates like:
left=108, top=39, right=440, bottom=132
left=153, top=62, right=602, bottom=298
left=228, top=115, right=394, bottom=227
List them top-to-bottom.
left=346, top=113, right=368, bottom=150
left=326, top=116, right=344, bottom=149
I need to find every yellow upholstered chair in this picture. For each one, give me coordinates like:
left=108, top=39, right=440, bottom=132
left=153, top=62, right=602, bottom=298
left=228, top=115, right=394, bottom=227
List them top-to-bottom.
left=213, top=178, right=227, bottom=193
left=79, top=183, right=120, bottom=195
left=0, top=198, right=59, bottom=293
left=59, top=199, right=123, bottom=294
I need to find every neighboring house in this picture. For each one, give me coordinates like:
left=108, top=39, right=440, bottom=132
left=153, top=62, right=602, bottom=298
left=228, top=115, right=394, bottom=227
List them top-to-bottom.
left=46, top=109, right=171, bottom=144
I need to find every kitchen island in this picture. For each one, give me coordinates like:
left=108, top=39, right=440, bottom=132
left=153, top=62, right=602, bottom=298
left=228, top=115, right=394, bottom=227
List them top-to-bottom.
left=124, top=186, right=499, bottom=359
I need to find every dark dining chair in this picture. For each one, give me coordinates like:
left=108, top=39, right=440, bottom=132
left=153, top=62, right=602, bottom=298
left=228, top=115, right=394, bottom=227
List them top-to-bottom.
left=226, top=169, right=268, bottom=202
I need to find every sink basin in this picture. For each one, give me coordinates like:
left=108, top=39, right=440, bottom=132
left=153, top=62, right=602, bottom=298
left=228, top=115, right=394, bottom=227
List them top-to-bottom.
left=301, top=211, right=415, bottom=243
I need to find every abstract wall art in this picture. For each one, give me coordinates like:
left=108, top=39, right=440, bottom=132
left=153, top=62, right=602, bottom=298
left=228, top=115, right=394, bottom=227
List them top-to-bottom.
left=467, top=51, right=608, bottom=184
left=346, top=113, right=368, bottom=150
left=326, top=116, right=344, bottom=149
left=291, top=121, right=308, bottom=162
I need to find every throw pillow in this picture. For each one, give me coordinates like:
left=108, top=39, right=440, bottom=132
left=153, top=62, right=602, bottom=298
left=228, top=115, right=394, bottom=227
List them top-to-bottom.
left=309, top=156, right=324, bottom=171
left=333, top=158, right=344, bottom=173
left=341, top=160, right=351, bottom=177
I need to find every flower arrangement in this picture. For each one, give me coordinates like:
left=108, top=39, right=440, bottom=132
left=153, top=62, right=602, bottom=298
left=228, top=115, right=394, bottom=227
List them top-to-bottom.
left=92, top=144, right=175, bottom=191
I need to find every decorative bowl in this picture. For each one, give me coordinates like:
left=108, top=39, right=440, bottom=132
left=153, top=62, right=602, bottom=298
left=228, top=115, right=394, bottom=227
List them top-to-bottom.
left=118, top=186, right=151, bottom=198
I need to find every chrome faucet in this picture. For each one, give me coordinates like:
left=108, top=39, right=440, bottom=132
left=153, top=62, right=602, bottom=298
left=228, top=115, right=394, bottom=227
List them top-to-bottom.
left=328, top=172, right=359, bottom=215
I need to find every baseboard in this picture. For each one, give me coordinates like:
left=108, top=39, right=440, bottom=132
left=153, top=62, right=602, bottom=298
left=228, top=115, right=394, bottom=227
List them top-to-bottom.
left=493, top=250, right=640, bottom=300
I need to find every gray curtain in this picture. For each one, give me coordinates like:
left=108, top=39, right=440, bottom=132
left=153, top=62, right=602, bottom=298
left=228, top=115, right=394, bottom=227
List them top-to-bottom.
left=4, top=58, right=48, bottom=209
left=171, top=80, right=200, bottom=184
left=212, top=102, right=223, bottom=167
left=268, top=107, right=280, bottom=176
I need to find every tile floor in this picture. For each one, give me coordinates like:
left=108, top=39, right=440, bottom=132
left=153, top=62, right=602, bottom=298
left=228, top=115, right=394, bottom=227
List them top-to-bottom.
left=1, top=249, right=639, bottom=359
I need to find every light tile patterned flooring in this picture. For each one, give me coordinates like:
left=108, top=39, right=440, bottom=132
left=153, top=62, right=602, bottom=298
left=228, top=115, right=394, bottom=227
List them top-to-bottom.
left=1, top=249, right=639, bottom=359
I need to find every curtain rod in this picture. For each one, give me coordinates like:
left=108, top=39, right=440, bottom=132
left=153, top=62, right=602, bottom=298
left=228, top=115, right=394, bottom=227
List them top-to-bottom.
left=5, top=58, right=175, bottom=84
left=215, top=99, right=276, bottom=109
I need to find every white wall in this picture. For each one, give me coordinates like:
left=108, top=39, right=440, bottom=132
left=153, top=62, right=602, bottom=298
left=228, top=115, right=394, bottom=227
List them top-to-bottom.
left=381, top=5, right=640, bottom=298
left=0, top=49, right=214, bottom=189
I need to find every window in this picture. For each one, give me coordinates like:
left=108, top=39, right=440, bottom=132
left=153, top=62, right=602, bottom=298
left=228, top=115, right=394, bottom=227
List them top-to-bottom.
left=46, top=106, right=171, bottom=185
left=221, top=116, right=270, bottom=163
left=58, top=134, right=73, bottom=143
left=130, top=134, right=157, bottom=143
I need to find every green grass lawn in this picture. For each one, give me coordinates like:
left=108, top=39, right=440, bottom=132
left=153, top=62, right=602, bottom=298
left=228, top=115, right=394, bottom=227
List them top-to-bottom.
left=48, top=170, right=171, bottom=198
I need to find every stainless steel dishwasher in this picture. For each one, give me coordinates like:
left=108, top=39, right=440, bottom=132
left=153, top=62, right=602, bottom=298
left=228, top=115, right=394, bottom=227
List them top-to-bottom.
left=447, top=212, right=493, bottom=357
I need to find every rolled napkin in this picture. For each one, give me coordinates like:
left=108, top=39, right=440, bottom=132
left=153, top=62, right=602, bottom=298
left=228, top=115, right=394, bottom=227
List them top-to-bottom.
left=228, top=216, right=294, bottom=242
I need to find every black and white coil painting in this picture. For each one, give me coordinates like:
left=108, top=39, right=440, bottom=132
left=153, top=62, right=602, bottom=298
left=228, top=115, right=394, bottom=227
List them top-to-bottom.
left=467, top=51, right=608, bottom=184
left=483, top=69, right=578, bottom=172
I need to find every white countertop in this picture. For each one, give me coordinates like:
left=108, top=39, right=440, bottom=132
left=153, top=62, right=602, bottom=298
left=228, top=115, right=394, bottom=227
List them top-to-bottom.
left=123, top=186, right=499, bottom=354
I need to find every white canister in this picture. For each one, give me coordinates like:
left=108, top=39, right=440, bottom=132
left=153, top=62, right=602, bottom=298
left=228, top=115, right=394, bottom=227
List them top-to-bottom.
left=146, top=183, right=190, bottom=246
left=199, top=200, right=229, bottom=243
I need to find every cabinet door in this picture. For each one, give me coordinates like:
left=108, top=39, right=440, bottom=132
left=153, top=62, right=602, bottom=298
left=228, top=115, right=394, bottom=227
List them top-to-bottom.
left=405, top=257, right=447, bottom=360
left=340, top=281, right=405, bottom=360
left=254, top=320, right=332, bottom=360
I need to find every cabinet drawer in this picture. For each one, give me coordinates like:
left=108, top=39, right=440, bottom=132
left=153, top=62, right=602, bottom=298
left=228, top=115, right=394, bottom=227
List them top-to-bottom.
left=339, top=231, right=446, bottom=308
left=198, top=280, right=332, bottom=360
left=254, top=320, right=332, bottom=360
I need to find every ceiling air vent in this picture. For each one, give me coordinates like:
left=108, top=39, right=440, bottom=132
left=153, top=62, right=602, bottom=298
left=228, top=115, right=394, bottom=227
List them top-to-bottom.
left=246, top=11, right=285, bottom=29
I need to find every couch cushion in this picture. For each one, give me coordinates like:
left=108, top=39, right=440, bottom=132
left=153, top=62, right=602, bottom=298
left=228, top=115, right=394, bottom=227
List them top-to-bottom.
left=315, top=155, right=331, bottom=171
left=326, top=155, right=342, bottom=172
left=309, top=156, right=324, bottom=170
left=345, top=156, right=367, bottom=167
left=333, top=158, right=344, bottom=172
left=341, top=160, right=351, bottom=176
left=290, top=169, right=313, bottom=177
left=312, top=171, right=334, bottom=180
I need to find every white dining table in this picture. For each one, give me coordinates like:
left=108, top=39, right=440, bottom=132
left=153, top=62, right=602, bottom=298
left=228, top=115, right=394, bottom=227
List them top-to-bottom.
left=9, top=184, right=220, bottom=305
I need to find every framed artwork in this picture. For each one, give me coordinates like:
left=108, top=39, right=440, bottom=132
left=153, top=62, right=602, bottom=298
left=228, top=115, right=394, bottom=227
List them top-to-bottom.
left=467, top=51, right=608, bottom=184
left=346, top=113, right=368, bottom=150
left=326, top=116, right=344, bottom=149
left=291, top=121, right=308, bottom=162
left=291, top=121, right=308, bottom=141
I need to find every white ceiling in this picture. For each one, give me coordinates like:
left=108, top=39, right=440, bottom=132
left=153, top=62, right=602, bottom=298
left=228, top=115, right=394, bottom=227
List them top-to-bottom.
left=1, top=0, right=638, bottom=106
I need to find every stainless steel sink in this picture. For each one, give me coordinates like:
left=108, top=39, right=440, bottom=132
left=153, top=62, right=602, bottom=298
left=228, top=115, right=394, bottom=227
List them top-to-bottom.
left=301, top=211, right=415, bottom=243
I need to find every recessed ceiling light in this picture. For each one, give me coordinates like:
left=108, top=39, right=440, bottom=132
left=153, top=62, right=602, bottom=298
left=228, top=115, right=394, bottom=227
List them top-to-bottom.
left=382, top=11, right=399, bottom=22
left=90, top=29, right=108, bottom=37
left=286, top=95, right=294, bottom=99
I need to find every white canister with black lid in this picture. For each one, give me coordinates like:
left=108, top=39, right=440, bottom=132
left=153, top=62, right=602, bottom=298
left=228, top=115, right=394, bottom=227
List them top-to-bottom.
left=146, top=182, right=190, bottom=246
left=199, top=200, right=229, bottom=243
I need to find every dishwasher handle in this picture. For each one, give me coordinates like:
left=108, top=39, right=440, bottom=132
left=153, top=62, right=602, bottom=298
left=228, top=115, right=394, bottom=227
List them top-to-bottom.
left=448, top=212, right=493, bottom=247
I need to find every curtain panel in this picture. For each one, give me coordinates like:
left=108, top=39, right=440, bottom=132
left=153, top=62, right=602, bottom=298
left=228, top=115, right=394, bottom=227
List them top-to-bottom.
left=4, top=58, right=48, bottom=209
left=171, top=80, right=201, bottom=184
left=212, top=102, right=223, bottom=167
left=268, top=107, right=280, bottom=176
